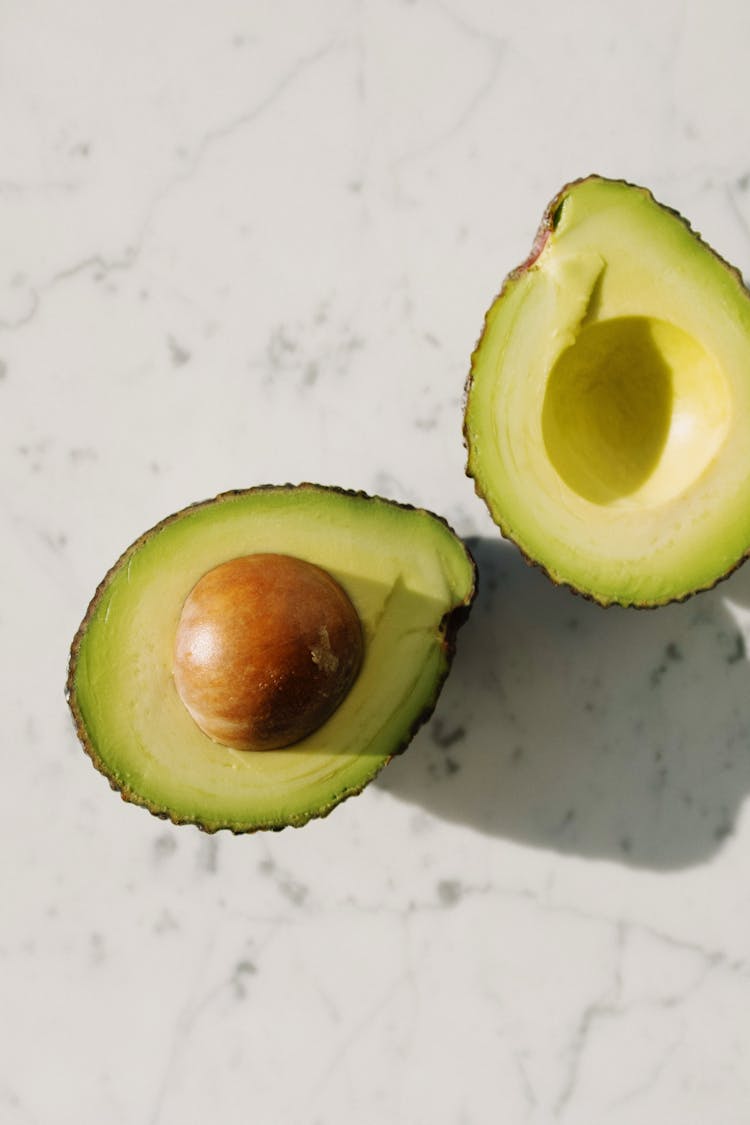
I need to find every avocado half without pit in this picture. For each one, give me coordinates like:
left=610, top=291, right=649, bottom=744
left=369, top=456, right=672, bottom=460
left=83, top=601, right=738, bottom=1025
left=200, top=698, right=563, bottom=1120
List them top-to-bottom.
left=465, top=175, right=750, bottom=606
left=67, top=484, right=476, bottom=832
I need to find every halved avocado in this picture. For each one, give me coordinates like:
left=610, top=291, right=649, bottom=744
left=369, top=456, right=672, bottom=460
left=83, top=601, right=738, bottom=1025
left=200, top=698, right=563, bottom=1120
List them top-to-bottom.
left=465, top=175, right=750, bottom=606
left=67, top=484, right=476, bottom=832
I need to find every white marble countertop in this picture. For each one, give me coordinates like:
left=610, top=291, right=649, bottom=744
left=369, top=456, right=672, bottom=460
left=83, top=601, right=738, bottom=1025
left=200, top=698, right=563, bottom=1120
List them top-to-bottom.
left=5, top=1, right=750, bottom=1121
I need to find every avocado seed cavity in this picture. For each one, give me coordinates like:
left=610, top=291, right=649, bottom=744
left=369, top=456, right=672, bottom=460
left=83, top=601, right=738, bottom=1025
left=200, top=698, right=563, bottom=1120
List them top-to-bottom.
left=173, top=554, right=364, bottom=751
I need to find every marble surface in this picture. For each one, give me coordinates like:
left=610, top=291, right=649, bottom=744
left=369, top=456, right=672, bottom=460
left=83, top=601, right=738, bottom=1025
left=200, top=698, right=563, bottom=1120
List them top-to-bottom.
left=4, top=1, right=750, bottom=1121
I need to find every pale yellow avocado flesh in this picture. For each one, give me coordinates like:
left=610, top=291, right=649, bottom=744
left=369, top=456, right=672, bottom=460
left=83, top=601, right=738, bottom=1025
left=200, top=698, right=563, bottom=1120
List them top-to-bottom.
left=466, top=176, right=750, bottom=605
left=68, top=486, right=476, bottom=831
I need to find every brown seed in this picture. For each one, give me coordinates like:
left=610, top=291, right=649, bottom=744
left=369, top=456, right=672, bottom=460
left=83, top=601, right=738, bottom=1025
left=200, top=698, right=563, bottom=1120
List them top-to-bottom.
left=173, top=554, right=363, bottom=750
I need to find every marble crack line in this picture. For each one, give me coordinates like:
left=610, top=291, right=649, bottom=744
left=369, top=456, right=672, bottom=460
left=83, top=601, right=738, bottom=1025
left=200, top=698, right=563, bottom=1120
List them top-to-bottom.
left=430, top=0, right=507, bottom=50
left=391, top=16, right=505, bottom=169
left=178, top=35, right=343, bottom=183
left=0, top=36, right=343, bottom=335
left=0, top=177, right=79, bottom=196
left=0, top=242, right=146, bottom=333
left=1, top=246, right=145, bottom=330
left=235, top=883, right=749, bottom=994
left=335, top=884, right=750, bottom=1002
left=553, top=918, right=742, bottom=1119
left=632, top=918, right=750, bottom=982
left=554, top=922, right=626, bottom=1119
left=147, top=932, right=219, bottom=1125
left=295, top=969, right=414, bottom=1114
left=554, top=994, right=685, bottom=1121
left=607, top=1039, right=682, bottom=1112
left=508, top=1045, right=538, bottom=1119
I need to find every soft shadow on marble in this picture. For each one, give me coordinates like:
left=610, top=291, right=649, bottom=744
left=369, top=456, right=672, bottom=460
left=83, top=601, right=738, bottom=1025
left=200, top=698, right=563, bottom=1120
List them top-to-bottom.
left=379, top=536, right=750, bottom=870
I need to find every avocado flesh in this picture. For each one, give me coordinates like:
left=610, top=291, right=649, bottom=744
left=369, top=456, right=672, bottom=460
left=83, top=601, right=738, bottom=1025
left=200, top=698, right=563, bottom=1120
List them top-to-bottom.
left=465, top=176, right=750, bottom=606
left=68, top=485, right=476, bottom=832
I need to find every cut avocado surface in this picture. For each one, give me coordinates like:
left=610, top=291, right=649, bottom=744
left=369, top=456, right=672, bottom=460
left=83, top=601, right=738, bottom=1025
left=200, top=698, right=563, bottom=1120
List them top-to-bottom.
left=465, top=175, right=750, bottom=606
left=67, top=484, right=476, bottom=832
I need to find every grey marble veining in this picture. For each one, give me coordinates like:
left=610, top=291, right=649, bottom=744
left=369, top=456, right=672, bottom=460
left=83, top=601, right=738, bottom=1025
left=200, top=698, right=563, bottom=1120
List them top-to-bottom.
left=4, top=1, right=750, bottom=1122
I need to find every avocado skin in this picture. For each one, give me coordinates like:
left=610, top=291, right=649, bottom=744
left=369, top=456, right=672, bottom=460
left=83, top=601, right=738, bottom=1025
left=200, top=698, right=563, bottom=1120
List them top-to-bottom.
left=463, top=175, right=750, bottom=608
left=66, top=483, right=477, bottom=832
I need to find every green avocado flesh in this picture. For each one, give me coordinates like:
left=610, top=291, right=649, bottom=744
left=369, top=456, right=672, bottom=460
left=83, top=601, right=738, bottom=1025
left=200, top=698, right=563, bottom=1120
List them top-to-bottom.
left=465, top=175, right=750, bottom=606
left=67, top=485, right=476, bottom=832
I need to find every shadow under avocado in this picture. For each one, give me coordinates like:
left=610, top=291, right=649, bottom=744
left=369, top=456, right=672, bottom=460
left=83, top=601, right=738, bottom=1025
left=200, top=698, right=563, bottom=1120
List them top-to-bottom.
left=378, top=536, right=750, bottom=871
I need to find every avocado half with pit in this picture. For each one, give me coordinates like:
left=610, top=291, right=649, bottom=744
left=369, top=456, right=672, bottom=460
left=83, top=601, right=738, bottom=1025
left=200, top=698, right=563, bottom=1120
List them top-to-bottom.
left=465, top=175, right=750, bottom=606
left=67, top=484, right=476, bottom=832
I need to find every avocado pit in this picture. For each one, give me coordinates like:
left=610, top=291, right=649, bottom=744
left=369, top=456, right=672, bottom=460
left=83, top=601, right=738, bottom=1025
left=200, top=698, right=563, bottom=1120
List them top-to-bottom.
left=173, top=553, right=364, bottom=751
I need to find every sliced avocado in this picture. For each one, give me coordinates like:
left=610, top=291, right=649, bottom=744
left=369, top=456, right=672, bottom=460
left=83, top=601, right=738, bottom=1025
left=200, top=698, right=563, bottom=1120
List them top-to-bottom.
left=465, top=175, right=750, bottom=606
left=67, top=484, right=476, bottom=832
